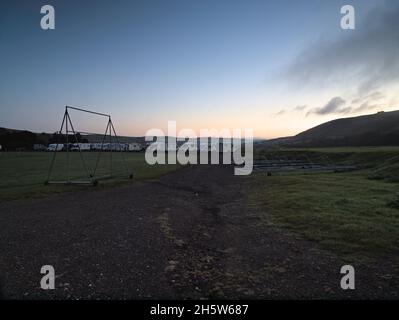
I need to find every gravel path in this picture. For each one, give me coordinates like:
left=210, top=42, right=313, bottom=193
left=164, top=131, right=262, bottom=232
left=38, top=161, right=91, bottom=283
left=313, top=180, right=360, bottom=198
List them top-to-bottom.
left=0, top=165, right=397, bottom=299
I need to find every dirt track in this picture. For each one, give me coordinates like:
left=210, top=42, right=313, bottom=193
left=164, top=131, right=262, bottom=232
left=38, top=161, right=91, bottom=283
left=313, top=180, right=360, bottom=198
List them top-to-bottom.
left=0, top=165, right=398, bottom=299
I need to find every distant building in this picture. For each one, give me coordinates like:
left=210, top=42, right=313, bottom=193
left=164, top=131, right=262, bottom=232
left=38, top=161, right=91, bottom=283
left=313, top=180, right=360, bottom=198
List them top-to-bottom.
left=70, top=143, right=91, bottom=151
left=128, top=143, right=143, bottom=151
left=47, top=144, right=64, bottom=151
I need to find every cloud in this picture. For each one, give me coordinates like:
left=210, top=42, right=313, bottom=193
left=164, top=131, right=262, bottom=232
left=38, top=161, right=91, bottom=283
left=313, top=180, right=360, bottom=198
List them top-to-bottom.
left=285, top=1, right=399, bottom=96
left=351, top=91, right=385, bottom=105
left=367, top=91, right=385, bottom=101
left=307, top=96, right=346, bottom=116
left=307, top=96, right=383, bottom=117
left=344, top=101, right=381, bottom=114
left=355, top=102, right=379, bottom=112
left=272, top=104, right=308, bottom=117
left=293, top=105, right=307, bottom=111
left=272, top=109, right=286, bottom=117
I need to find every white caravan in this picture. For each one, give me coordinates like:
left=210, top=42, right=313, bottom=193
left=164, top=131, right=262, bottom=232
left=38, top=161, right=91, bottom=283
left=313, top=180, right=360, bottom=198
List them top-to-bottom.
left=47, top=144, right=64, bottom=151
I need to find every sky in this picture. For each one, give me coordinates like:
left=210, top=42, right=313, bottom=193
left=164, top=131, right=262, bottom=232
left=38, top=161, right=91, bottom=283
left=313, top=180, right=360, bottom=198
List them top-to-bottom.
left=0, top=0, right=398, bottom=138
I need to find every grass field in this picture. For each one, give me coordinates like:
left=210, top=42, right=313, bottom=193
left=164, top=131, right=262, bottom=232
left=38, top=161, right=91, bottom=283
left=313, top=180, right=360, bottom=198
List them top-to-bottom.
left=251, top=146, right=399, bottom=262
left=255, top=146, right=399, bottom=181
left=0, top=151, right=180, bottom=201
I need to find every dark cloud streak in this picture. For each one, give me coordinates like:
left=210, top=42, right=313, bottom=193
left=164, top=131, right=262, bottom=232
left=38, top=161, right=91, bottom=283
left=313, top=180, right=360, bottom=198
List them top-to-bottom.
left=285, top=1, right=399, bottom=96
left=307, top=96, right=346, bottom=116
left=307, top=96, right=381, bottom=117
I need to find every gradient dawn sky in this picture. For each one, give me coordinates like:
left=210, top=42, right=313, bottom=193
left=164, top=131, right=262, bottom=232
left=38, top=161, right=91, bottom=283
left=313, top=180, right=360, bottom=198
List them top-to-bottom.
left=1, top=0, right=398, bottom=138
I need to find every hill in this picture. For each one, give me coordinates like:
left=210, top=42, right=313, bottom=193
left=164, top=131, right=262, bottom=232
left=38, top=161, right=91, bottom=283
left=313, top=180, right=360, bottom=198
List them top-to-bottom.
left=266, top=110, right=399, bottom=147
left=0, top=128, right=51, bottom=151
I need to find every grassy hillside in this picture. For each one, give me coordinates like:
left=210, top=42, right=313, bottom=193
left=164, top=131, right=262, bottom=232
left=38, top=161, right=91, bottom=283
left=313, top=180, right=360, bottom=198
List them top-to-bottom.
left=263, top=110, right=399, bottom=147
left=250, top=147, right=399, bottom=262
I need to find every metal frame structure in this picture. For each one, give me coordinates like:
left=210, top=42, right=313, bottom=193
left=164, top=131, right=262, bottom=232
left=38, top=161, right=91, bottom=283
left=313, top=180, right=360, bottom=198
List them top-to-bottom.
left=45, top=106, right=133, bottom=186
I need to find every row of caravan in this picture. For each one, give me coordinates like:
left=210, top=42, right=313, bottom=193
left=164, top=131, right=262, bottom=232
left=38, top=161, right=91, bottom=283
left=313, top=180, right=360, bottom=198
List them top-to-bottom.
left=44, top=141, right=243, bottom=152
left=148, top=141, right=242, bottom=152
left=46, top=142, right=144, bottom=152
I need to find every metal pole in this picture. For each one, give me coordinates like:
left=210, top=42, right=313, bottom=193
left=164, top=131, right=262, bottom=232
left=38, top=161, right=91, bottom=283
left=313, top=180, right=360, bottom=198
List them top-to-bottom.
left=66, top=106, right=110, bottom=118
left=46, top=110, right=67, bottom=184
left=66, top=110, right=69, bottom=183
left=109, top=118, right=112, bottom=177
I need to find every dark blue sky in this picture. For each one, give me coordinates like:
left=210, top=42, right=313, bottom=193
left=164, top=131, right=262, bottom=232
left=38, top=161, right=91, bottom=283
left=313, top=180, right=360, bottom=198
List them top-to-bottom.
left=0, top=0, right=393, bottom=138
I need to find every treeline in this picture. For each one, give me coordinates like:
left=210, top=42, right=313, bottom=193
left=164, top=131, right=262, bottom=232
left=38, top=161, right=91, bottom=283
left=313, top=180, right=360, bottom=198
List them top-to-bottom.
left=0, top=128, right=88, bottom=151
left=48, top=132, right=88, bottom=144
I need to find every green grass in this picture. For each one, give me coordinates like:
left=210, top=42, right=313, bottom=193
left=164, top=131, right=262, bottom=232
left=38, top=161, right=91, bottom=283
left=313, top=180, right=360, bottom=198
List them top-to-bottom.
left=255, top=146, right=399, bottom=181
left=283, top=146, right=399, bottom=153
left=250, top=147, right=399, bottom=262
left=0, top=151, right=181, bottom=201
